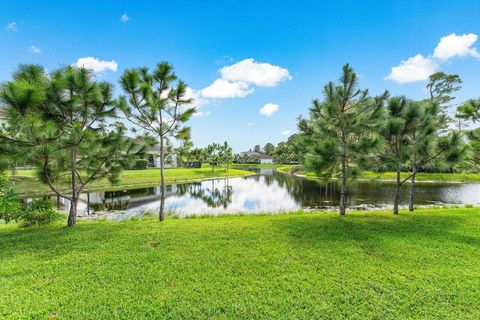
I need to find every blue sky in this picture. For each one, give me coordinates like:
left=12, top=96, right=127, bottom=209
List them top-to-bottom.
left=1, top=1, right=480, bottom=152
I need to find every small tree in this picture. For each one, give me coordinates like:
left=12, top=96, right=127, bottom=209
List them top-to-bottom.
left=118, top=62, right=195, bottom=221
left=299, top=64, right=387, bottom=215
left=1, top=65, right=136, bottom=227
left=379, top=97, right=419, bottom=214
left=405, top=101, right=464, bottom=212
left=219, top=141, right=233, bottom=171
left=205, top=143, right=221, bottom=171
left=253, top=144, right=261, bottom=153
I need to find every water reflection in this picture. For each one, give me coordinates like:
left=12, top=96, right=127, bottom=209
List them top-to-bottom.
left=30, top=169, right=480, bottom=218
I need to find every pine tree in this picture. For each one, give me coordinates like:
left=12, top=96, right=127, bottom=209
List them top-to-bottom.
left=118, top=62, right=195, bottom=221
left=299, top=64, right=387, bottom=215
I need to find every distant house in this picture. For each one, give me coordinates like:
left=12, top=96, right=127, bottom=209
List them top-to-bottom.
left=125, top=137, right=177, bottom=168
left=239, top=151, right=274, bottom=164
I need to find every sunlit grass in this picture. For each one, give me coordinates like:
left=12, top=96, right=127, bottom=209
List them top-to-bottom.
left=9, top=167, right=253, bottom=195
left=0, top=208, right=479, bottom=319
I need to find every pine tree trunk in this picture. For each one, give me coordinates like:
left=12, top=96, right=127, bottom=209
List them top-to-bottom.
left=159, top=136, right=166, bottom=221
left=339, top=139, right=347, bottom=216
left=68, top=146, right=78, bottom=227
left=408, top=166, right=417, bottom=212
left=393, top=167, right=401, bottom=215
left=68, top=198, right=78, bottom=227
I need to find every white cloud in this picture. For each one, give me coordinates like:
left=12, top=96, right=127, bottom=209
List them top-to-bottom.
left=121, top=13, right=129, bottom=23
left=7, top=22, right=18, bottom=31
left=386, top=33, right=480, bottom=84
left=433, top=33, right=480, bottom=60
left=28, top=45, right=41, bottom=54
left=385, top=54, right=439, bottom=84
left=74, top=57, right=118, bottom=74
left=220, top=58, right=292, bottom=87
left=200, top=79, right=254, bottom=98
left=259, top=103, right=280, bottom=117
left=193, top=111, right=211, bottom=117
left=281, top=130, right=292, bottom=136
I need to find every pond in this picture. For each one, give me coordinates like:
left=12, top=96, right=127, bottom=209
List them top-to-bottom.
left=28, top=168, right=480, bottom=219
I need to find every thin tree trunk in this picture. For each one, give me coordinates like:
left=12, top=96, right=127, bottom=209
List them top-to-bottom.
left=159, top=136, right=166, bottom=221
left=339, top=139, right=347, bottom=216
left=68, top=146, right=78, bottom=227
left=408, top=166, right=417, bottom=212
left=393, top=167, right=401, bottom=215
left=68, top=198, right=78, bottom=227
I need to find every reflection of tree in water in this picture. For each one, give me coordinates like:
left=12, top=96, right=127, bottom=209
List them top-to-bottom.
left=265, top=172, right=343, bottom=208
left=177, top=179, right=233, bottom=209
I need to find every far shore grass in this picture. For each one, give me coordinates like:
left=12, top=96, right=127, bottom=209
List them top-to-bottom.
left=278, top=165, right=480, bottom=183
left=9, top=167, right=254, bottom=196
left=1, top=207, right=479, bottom=319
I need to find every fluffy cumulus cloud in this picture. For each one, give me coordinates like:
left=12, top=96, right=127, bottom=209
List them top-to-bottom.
left=121, top=13, right=129, bottom=22
left=386, top=33, right=479, bottom=84
left=433, top=33, right=480, bottom=60
left=28, top=45, right=41, bottom=54
left=385, top=54, right=439, bottom=84
left=74, top=57, right=118, bottom=74
left=199, top=58, right=291, bottom=100
left=220, top=58, right=292, bottom=87
left=201, top=79, right=254, bottom=98
left=259, top=103, right=279, bottom=117
left=281, top=129, right=292, bottom=136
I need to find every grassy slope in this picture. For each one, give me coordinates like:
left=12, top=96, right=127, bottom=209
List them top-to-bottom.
left=9, top=167, right=253, bottom=195
left=280, top=167, right=480, bottom=182
left=1, top=208, right=479, bottom=319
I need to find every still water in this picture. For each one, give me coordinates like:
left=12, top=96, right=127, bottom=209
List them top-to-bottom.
left=34, top=168, right=480, bottom=219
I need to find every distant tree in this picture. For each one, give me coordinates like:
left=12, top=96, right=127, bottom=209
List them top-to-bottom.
left=118, top=62, right=195, bottom=221
left=299, top=64, right=387, bottom=215
left=0, top=65, right=138, bottom=227
left=426, top=72, right=462, bottom=106
left=219, top=141, right=233, bottom=171
left=205, top=143, right=222, bottom=171
left=263, top=143, right=275, bottom=156
left=253, top=144, right=261, bottom=153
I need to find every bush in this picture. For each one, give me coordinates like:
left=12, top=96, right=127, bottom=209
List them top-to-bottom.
left=126, top=159, right=149, bottom=170
left=0, top=189, right=21, bottom=223
left=19, top=200, right=62, bottom=227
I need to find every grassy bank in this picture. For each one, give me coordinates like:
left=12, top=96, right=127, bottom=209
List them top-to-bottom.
left=280, top=166, right=480, bottom=183
left=9, top=167, right=253, bottom=196
left=1, top=208, right=479, bottom=319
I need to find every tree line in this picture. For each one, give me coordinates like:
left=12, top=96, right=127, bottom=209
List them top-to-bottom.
left=296, top=64, right=477, bottom=215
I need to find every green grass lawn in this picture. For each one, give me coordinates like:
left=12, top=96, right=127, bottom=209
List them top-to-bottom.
left=9, top=167, right=253, bottom=196
left=282, top=167, right=480, bottom=183
left=1, top=208, right=479, bottom=319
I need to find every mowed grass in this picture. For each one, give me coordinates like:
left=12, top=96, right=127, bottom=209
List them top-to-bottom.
left=9, top=167, right=253, bottom=195
left=286, top=168, right=480, bottom=183
left=1, top=208, right=479, bottom=319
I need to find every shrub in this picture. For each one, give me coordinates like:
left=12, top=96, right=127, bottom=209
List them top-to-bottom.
left=0, top=189, right=21, bottom=223
left=19, top=200, right=62, bottom=227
